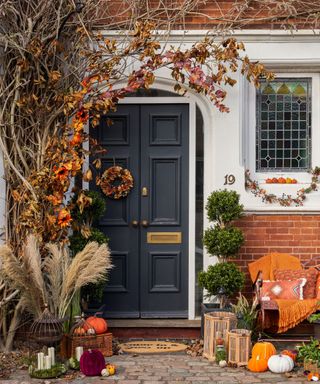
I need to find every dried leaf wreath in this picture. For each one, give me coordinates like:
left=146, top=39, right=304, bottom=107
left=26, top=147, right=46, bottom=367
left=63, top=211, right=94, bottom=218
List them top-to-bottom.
left=100, top=166, right=134, bottom=199
left=245, top=167, right=320, bottom=207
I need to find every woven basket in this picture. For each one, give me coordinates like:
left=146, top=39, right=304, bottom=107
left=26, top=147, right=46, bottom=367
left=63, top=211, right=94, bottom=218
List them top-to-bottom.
left=203, top=311, right=237, bottom=361
left=60, top=332, right=113, bottom=358
left=304, top=359, right=320, bottom=374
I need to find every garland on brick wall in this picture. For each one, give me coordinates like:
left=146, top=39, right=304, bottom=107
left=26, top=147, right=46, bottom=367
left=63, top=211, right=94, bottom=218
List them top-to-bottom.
left=245, top=167, right=320, bottom=207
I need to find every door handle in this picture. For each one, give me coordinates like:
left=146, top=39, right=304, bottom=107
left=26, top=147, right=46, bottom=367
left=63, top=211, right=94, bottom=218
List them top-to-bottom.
left=131, top=220, right=139, bottom=227
left=141, top=220, right=149, bottom=227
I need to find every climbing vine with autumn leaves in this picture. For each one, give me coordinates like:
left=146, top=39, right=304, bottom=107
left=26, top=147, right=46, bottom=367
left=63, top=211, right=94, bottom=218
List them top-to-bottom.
left=6, top=22, right=272, bottom=250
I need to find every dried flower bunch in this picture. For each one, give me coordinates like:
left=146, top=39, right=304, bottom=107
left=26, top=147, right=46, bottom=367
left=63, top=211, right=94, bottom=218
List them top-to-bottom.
left=0, top=235, right=112, bottom=318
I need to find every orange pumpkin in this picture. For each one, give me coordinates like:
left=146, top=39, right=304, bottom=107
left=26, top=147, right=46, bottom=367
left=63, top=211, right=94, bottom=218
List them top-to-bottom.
left=85, top=316, right=108, bottom=334
left=73, top=326, right=86, bottom=336
left=252, top=342, right=276, bottom=361
left=281, top=349, right=297, bottom=362
left=247, top=355, right=268, bottom=372
left=308, top=372, right=319, bottom=381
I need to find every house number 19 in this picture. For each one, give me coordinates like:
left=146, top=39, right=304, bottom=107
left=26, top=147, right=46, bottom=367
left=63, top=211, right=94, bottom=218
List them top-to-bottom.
left=224, top=174, right=236, bottom=185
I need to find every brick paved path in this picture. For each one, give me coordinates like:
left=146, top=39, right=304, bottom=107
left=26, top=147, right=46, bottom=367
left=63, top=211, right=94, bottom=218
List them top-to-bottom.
left=1, top=354, right=307, bottom=384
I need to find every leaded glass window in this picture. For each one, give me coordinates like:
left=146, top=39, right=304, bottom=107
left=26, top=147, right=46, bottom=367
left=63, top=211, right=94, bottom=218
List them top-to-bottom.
left=256, top=78, right=311, bottom=172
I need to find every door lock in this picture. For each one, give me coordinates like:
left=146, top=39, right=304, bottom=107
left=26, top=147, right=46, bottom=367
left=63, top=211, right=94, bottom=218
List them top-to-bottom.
left=142, top=187, right=148, bottom=197
left=131, top=220, right=139, bottom=227
left=141, top=220, right=149, bottom=227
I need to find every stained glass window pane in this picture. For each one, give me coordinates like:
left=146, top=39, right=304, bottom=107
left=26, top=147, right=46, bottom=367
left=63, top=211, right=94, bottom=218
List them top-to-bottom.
left=256, top=78, right=311, bottom=172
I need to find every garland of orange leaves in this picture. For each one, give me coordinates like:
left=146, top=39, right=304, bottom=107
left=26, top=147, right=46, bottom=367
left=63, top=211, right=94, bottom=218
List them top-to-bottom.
left=100, top=166, right=134, bottom=199
left=245, top=167, right=320, bottom=207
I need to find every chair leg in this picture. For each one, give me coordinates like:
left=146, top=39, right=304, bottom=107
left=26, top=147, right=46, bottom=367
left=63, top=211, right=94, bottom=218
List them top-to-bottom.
left=261, top=308, right=265, bottom=330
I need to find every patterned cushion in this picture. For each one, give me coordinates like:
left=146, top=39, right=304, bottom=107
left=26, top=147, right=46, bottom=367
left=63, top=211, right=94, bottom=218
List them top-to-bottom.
left=274, top=268, right=318, bottom=299
left=261, top=278, right=306, bottom=301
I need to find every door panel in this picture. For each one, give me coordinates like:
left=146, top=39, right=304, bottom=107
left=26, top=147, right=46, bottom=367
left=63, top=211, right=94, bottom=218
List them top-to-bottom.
left=89, top=103, right=189, bottom=318
left=140, top=104, right=189, bottom=318
left=90, top=105, right=140, bottom=318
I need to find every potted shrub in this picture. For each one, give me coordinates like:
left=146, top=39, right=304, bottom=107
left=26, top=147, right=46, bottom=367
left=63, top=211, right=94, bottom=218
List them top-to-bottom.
left=198, top=189, right=245, bottom=333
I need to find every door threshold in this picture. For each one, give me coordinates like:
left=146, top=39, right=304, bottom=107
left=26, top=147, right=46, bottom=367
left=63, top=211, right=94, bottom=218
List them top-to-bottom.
left=107, top=319, right=200, bottom=328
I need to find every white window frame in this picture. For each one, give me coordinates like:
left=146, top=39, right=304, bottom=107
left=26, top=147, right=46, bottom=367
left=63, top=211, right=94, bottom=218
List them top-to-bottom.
left=246, top=72, right=320, bottom=185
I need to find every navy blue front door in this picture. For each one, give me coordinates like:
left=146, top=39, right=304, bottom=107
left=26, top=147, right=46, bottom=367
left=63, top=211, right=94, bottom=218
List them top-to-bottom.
left=90, top=104, right=189, bottom=318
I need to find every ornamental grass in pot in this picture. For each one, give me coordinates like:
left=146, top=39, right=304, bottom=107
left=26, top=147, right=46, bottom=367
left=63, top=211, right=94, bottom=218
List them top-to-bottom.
left=198, top=190, right=245, bottom=334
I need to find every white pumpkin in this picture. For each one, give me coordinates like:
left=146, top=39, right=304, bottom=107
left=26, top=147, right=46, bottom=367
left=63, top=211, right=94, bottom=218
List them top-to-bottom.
left=267, top=354, right=294, bottom=373
left=219, top=360, right=227, bottom=368
left=101, top=368, right=110, bottom=377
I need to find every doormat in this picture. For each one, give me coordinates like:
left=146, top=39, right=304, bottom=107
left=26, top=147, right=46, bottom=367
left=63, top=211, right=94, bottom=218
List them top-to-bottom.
left=119, top=340, right=188, bottom=354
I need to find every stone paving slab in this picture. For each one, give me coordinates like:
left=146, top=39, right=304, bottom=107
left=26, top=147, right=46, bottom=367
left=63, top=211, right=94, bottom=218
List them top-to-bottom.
left=1, top=354, right=307, bottom=384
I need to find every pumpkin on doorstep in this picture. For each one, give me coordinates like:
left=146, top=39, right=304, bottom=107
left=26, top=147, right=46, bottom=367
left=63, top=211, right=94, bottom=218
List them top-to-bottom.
left=85, top=316, right=108, bottom=334
left=251, top=341, right=276, bottom=361
left=80, top=349, right=105, bottom=376
left=267, top=354, right=294, bottom=373
left=247, top=355, right=268, bottom=372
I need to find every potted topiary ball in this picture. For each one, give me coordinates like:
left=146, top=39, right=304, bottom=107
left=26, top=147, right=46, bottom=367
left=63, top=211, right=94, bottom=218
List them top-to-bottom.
left=199, top=189, right=245, bottom=335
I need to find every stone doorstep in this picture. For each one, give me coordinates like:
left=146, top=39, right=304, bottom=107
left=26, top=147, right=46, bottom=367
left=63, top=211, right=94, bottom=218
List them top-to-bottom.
left=108, top=319, right=201, bottom=328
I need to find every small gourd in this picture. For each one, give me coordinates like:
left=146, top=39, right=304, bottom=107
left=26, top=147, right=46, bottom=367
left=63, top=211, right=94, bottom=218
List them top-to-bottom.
left=73, top=327, right=86, bottom=336
left=86, top=328, right=96, bottom=335
left=80, top=349, right=106, bottom=376
left=267, top=354, right=294, bottom=373
left=247, top=355, right=268, bottom=372
left=219, top=360, right=227, bottom=368
left=106, top=363, right=116, bottom=375
left=101, top=368, right=110, bottom=377
left=308, top=373, right=320, bottom=381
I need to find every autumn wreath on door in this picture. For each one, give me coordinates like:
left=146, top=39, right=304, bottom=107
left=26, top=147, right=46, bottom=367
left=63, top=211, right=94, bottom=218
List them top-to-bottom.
left=100, top=165, right=134, bottom=199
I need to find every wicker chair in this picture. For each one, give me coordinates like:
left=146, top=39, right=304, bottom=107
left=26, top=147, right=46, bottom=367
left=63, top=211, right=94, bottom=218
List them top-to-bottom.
left=252, top=256, right=320, bottom=340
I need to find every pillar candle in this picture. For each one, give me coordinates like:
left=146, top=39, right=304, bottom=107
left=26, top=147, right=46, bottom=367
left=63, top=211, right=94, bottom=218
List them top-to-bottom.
left=75, top=346, right=84, bottom=361
left=48, top=347, right=55, bottom=366
left=37, top=352, right=44, bottom=370
left=45, top=355, right=51, bottom=370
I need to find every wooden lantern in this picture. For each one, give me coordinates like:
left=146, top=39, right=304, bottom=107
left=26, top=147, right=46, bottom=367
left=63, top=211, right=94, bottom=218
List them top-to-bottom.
left=203, top=311, right=237, bottom=361
left=228, top=329, right=251, bottom=366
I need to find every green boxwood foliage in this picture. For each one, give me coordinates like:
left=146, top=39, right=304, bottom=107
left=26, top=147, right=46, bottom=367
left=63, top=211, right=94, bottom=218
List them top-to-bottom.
left=206, top=189, right=243, bottom=224
left=71, top=190, right=106, bottom=226
left=203, top=226, right=244, bottom=259
left=69, top=228, right=108, bottom=256
left=198, top=262, right=245, bottom=298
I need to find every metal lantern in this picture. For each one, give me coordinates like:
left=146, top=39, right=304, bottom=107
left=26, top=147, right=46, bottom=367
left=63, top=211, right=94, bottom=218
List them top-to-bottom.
left=30, top=305, right=64, bottom=345
left=69, top=314, right=96, bottom=338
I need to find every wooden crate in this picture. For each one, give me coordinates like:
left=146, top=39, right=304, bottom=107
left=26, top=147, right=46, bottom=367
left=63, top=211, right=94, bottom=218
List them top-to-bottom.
left=203, top=311, right=237, bottom=361
left=228, top=329, right=251, bottom=366
left=60, top=332, right=113, bottom=358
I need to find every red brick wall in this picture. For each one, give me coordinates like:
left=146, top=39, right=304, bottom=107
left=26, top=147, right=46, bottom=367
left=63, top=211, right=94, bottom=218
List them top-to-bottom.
left=102, top=1, right=318, bottom=30
left=234, top=214, right=320, bottom=296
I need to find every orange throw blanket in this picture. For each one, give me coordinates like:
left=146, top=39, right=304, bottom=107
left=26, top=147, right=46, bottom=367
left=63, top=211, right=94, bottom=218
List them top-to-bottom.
left=248, top=252, right=302, bottom=282
left=248, top=253, right=320, bottom=333
left=265, top=299, right=320, bottom=333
